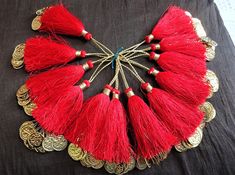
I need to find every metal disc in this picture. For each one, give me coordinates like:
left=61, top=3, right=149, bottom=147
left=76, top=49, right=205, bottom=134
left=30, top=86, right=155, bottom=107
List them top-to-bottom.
left=31, top=16, right=42, bottom=31
left=206, top=70, right=219, bottom=92
left=188, top=128, right=203, bottom=148
left=52, top=135, right=68, bottom=151
left=42, top=136, right=54, bottom=152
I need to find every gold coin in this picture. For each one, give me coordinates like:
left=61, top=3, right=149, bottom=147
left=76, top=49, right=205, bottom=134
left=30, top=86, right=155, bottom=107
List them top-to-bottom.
left=31, top=16, right=42, bottom=31
left=192, top=18, right=206, bottom=38
left=12, top=43, right=25, bottom=60
left=205, top=47, right=215, bottom=61
left=11, top=59, right=24, bottom=69
left=206, top=70, right=219, bottom=92
left=17, top=84, right=28, bottom=96
left=16, top=91, right=29, bottom=99
left=17, top=92, right=29, bottom=100
left=18, top=98, right=31, bottom=106
left=200, top=102, right=216, bottom=122
left=23, top=106, right=34, bottom=116
left=19, top=121, right=36, bottom=140
left=188, top=127, right=203, bottom=148
left=27, top=132, right=44, bottom=148
left=52, top=135, right=68, bottom=151
left=42, top=136, right=54, bottom=152
left=68, top=143, right=86, bottom=161
left=80, top=154, right=92, bottom=168
left=86, top=154, right=104, bottom=169
left=126, top=156, right=136, bottom=172
left=136, top=157, right=148, bottom=170
left=104, top=162, right=117, bottom=174
left=115, top=164, right=125, bottom=175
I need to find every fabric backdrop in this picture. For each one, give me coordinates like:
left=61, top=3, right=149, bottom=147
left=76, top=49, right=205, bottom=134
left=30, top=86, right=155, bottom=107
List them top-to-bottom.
left=0, top=0, right=234, bottom=175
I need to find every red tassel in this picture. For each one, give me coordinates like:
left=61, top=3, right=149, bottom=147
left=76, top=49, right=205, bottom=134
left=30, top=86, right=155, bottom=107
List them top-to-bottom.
left=40, top=4, right=92, bottom=40
left=145, top=6, right=197, bottom=43
left=150, top=34, right=206, bottom=59
left=24, top=36, right=86, bottom=72
left=149, top=52, right=207, bottom=79
left=26, top=61, right=93, bottom=103
left=148, top=69, right=209, bottom=106
left=32, top=80, right=90, bottom=135
left=141, top=83, right=203, bottom=142
left=64, top=85, right=112, bottom=154
left=125, top=88, right=176, bottom=159
left=91, top=89, right=132, bottom=163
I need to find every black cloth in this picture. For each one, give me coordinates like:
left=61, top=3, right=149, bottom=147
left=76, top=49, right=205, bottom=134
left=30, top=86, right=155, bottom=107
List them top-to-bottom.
left=0, top=0, right=235, bottom=175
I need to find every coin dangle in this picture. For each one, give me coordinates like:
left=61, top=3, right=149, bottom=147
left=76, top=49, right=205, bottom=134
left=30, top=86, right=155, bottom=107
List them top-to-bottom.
left=19, top=121, right=68, bottom=153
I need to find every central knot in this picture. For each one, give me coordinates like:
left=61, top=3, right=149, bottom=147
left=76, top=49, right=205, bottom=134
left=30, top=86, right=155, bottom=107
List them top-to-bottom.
left=112, top=47, right=124, bottom=69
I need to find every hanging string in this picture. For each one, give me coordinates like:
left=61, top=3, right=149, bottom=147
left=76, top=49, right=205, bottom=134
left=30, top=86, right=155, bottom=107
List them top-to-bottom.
left=91, top=37, right=113, bottom=55
left=121, top=40, right=145, bottom=58
left=121, top=40, right=145, bottom=54
left=86, top=52, right=107, bottom=57
left=88, top=55, right=113, bottom=82
left=92, top=55, right=113, bottom=64
left=122, top=59, right=150, bottom=71
left=109, top=60, right=120, bottom=86
left=118, top=60, right=129, bottom=89
left=89, top=61, right=112, bottom=82
left=121, top=63, right=145, bottom=83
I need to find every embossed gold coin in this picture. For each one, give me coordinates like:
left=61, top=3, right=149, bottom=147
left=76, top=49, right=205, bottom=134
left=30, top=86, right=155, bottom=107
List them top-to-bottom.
left=32, top=16, right=42, bottom=31
left=12, top=43, right=25, bottom=60
left=205, top=47, right=215, bottom=61
left=11, top=59, right=24, bottom=69
left=206, top=70, right=219, bottom=92
left=17, top=84, right=28, bottom=96
left=200, top=101, right=216, bottom=122
left=23, top=106, right=34, bottom=116
left=19, top=121, right=36, bottom=140
left=187, top=128, right=203, bottom=148
left=27, top=132, right=44, bottom=148
left=52, top=135, right=68, bottom=151
left=42, top=136, right=54, bottom=152
left=80, top=154, right=92, bottom=168
left=85, top=154, right=104, bottom=169
left=104, top=162, right=117, bottom=174
left=115, top=164, right=125, bottom=175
